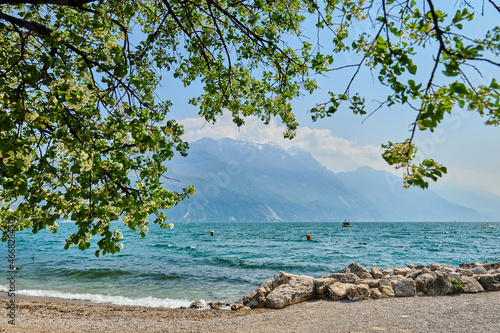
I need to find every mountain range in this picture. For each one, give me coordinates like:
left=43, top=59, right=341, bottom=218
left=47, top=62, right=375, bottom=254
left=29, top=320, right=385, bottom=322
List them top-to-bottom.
left=162, top=137, right=500, bottom=222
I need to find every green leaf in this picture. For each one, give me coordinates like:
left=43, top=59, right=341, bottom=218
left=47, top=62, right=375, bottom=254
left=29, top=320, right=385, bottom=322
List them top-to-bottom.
left=443, top=63, right=460, bottom=77
left=450, top=82, right=468, bottom=95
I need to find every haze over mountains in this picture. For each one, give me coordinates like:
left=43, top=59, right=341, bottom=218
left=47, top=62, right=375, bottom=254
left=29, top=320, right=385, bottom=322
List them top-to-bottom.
left=163, top=137, right=500, bottom=222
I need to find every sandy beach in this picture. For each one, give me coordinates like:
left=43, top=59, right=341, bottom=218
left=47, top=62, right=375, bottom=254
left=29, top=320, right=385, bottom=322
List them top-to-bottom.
left=2, top=291, right=499, bottom=332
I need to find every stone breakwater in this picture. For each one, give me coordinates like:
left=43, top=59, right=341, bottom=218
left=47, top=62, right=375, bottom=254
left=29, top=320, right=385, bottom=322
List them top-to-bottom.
left=237, top=261, right=500, bottom=310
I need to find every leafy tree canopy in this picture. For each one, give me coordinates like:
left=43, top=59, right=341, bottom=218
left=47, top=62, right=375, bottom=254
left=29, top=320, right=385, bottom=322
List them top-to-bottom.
left=1, top=0, right=499, bottom=254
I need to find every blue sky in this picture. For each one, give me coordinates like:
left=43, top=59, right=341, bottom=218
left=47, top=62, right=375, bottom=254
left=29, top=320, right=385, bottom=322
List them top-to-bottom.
left=155, top=2, right=500, bottom=196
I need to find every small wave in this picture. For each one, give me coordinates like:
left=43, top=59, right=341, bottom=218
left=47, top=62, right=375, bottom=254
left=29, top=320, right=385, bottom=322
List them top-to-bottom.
left=151, top=244, right=174, bottom=248
left=428, top=248, right=441, bottom=252
left=113, top=254, right=133, bottom=258
left=213, top=257, right=304, bottom=272
left=38, top=267, right=186, bottom=282
left=49, top=267, right=131, bottom=280
left=145, top=272, right=186, bottom=281
left=0, top=285, right=193, bottom=308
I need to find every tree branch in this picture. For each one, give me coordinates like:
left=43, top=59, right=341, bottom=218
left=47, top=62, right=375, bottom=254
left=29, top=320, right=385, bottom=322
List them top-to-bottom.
left=0, top=0, right=94, bottom=5
left=489, top=0, right=500, bottom=13
left=0, top=12, right=52, bottom=35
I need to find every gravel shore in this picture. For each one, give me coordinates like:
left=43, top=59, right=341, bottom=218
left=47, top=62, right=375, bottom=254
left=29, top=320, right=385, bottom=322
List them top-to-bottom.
left=1, top=291, right=499, bottom=332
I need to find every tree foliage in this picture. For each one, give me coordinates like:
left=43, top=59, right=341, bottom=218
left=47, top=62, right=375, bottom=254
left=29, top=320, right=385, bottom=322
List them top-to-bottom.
left=0, top=0, right=323, bottom=253
left=1, top=0, right=499, bottom=253
left=308, top=0, right=500, bottom=188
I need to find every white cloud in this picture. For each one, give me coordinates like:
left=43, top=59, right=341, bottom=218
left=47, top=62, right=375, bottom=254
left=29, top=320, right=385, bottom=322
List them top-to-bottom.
left=179, top=114, right=398, bottom=175
left=179, top=114, right=500, bottom=196
left=443, top=167, right=500, bottom=196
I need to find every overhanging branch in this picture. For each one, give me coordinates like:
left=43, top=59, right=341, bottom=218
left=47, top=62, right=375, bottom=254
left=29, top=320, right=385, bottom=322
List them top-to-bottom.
left=0, top=0, right=94, bottom=5
left=0, top=12, right=52, bottom=35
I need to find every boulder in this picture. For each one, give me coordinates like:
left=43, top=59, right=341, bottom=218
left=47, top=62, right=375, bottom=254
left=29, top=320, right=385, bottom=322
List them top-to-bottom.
left=471, top=261, right=486, bottom=266
left=460, top=262, right=473, bottom=269
left=461, top=262, right=499, bottom=270
left=472, top=262, right=500, bottom=270
left=483, top=262, right=500, bottom=271
left=241, top=263, right=497, bottom=310
left=341, top=263, right=372, bottom=279
left=427, top=263, right=454, bottom=271
left=407, top=264, right=425, bottom=270
left=371, top=266, right=384, bottom=278
left=471, top=266, right=488, bottom=275
left=394, top=267, right=413, bottom=277
left=442, top=267, right=457, bottom=275
left=407, top=268, right=432, bottom=280
left=456, top=268, right=474, bottom=277
left=242, top=271, right=315, bottom=309
left=242, top=271, right=289, bottom=308
left=415, top=272, right=452, bottom=296
left=320, top=273, right=360, bottom=284
left=476, top=273, right=500, bottom=291
left=265, top=274, right=316, bottom=309
left=388, top=274, right=405, bottom=288
left=458, top=276, right=484, bottom=293
left=314, top=278, right=336, bottom=298
left=378, top=278, right=391, bottom=287
left=394, top=278, right=416, bottom=297
left=355, top=279, right=380, bottom=288
left=327, top=282, right=351, bottom=300
left=346, top=284, right=370, bottom=301
left=371, top=285, right=395, bottom=299
left=379, top=285, right=395, bottom=298
left=370, top=288, right=382, bottom=299
left=242, top=290, right=261, bottom=308
left=190, top=300, right=205, bottom=309
left=208, top=301, right=225, bottom=310
left=231, top=303, right=244, bottom=311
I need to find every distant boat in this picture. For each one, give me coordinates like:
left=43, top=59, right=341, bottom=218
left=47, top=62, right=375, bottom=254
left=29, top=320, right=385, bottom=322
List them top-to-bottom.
left=342, top=220, right=350, bottom=227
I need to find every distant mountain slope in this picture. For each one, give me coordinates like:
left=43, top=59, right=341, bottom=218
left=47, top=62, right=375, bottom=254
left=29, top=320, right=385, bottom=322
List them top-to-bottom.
left=162, top=137, right=488, bottom=222
left=335, top=167, right=485, bottom=221
left=430, top=182, right=500, bottom=220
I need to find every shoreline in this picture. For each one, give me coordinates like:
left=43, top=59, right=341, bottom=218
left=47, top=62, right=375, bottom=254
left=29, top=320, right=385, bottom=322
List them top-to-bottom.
left=2, top=291, right=500, bottom=332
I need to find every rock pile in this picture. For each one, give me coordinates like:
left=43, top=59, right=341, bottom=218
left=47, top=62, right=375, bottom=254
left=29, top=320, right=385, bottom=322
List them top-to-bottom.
left=241, top=261, right=500, bottom=309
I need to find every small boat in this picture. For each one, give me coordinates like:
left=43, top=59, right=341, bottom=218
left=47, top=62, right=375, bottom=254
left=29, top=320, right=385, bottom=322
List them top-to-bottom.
left=342, top=220, right=350, bottom=227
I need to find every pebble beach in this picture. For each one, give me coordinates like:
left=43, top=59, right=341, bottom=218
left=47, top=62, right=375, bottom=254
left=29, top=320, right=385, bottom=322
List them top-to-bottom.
left=2, top=291, right=500, bottom=332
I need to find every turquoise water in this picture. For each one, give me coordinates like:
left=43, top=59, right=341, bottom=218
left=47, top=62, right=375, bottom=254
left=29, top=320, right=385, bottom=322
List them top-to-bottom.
left=2, top=222, right=499, bottom=307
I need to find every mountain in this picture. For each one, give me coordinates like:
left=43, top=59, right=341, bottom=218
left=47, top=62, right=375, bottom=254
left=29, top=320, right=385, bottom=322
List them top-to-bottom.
left=162, top=137, right=492, bottom=222
left=429, top=182, right=500, bottom=220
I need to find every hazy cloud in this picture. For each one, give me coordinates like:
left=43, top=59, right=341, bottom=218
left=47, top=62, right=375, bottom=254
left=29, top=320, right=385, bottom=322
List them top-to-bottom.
left=179, top=114, right=398, bottom=175
left=179, top=114, right=500, bottom=197
left=443, top=167, right=500, bottom=196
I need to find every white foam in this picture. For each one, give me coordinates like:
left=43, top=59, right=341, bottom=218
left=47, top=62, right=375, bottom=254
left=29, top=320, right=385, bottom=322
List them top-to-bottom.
left=0, top=285, right=194, bottom=308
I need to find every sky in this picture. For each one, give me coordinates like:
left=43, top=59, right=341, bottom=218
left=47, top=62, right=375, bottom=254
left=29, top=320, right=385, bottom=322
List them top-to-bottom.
left=155, top=1, right=500, bottom=196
